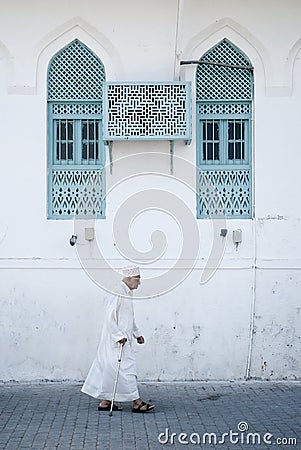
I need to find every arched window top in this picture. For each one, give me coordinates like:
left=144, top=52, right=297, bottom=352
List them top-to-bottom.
left=47, top=39, right=106, bottom=101
left=196, top=39, right=253, bottom=101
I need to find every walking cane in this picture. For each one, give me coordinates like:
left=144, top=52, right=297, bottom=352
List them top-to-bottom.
left=109, top=343, right=124, bottom=417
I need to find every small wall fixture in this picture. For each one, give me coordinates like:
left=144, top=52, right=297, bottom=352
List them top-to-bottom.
left=85, top=228, right=95, bottom=241
left=233, top=229, right=242, bottom=247
left=69, top=234, right=77, bottom=246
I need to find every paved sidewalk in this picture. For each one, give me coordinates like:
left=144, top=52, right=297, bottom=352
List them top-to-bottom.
left=0, top=381, right=300, bottom=450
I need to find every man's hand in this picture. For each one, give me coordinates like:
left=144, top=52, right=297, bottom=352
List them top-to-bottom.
left=136, top=336, right=144, bottom=344
left=118, top=337, right=127, bottom=346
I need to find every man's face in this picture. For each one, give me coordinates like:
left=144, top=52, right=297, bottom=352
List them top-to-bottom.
left=127, top=276, right=141, bottom=290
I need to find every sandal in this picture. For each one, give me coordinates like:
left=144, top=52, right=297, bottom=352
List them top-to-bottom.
left=132, top=400, right=155, bottom=413
left=98, top=402, right=122, bottom=411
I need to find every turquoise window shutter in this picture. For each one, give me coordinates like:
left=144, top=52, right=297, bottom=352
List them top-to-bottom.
left=47, top=39, right=106, bottom=219
left=196, top=39, right=253, bottom=219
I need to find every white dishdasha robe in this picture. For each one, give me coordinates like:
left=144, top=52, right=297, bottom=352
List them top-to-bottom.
left=81, top=281, right=142, bottom=402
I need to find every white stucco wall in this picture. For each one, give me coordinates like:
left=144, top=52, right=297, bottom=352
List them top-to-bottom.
left=0, top=0, right=300, bottom=382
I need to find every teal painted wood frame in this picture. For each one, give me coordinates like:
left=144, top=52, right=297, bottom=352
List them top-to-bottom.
left=47, top=39, right=106, bottom=220
left=195, top=39, right=254, bottom=220
left=196, top=100, right=252, bottom=219
left=47, top=101, right=106, bottom=219
left=196, top=101, right=252, bottom=167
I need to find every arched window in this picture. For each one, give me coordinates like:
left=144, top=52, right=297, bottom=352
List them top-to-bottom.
left=47, top=39, right=106, bottom=219
left=196, top=39, right=253, bottom=218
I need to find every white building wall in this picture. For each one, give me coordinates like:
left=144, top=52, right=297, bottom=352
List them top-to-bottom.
left=0, top=0, right=300, bottom=381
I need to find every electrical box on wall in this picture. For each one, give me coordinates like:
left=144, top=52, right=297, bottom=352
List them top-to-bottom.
left=85, top=228, right=95, bottom=241
left=233, top=229, right=242, bottom=244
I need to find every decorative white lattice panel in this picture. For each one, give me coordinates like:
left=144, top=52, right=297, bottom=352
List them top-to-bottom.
left=103, top=82, right=191, bottom=140
left=50, top=169, right=104, bottom=218
left=198, top=169, right=251, bottom=218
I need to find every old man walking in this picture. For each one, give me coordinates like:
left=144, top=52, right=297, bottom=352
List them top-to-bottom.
left=81, top=265, right=154, bottom=413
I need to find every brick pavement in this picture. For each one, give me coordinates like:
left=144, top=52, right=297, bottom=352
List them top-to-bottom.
left=0, top=381, right=300, bottom=450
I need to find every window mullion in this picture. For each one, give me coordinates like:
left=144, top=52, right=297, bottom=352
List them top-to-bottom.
left=52, top=117, right=56, bottom=166
left=245, top=117, right=250, bottom=165
left=75, top=119, right=81, bottom=165
left=221, top=119, right=226, bottom=165
left=239, top=119, right=241, bottom=160
left=58, top=120, right=61, bottom=163
left=94, top=120, right=96, bottom=165
left=97, top=120, right=101, bottom=165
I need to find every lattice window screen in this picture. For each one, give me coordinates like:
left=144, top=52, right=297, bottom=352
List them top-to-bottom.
left=48, top=39, right=105, bottom=101
left=196, top=39, right=253, bottom=219
left=196, top=39, right=253, bottom=101
left=103, top=82, right=191, bottom=140
left=198, top=102, right=251, bottom=116
left=51, top=103, right=102, bottom=115
left=51, top=169, right=104, bottom=218
left=198, top=169, right=251, bottom=218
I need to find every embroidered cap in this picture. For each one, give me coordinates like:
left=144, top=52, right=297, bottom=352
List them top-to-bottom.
left=122, top=265, right=140, bottom=277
